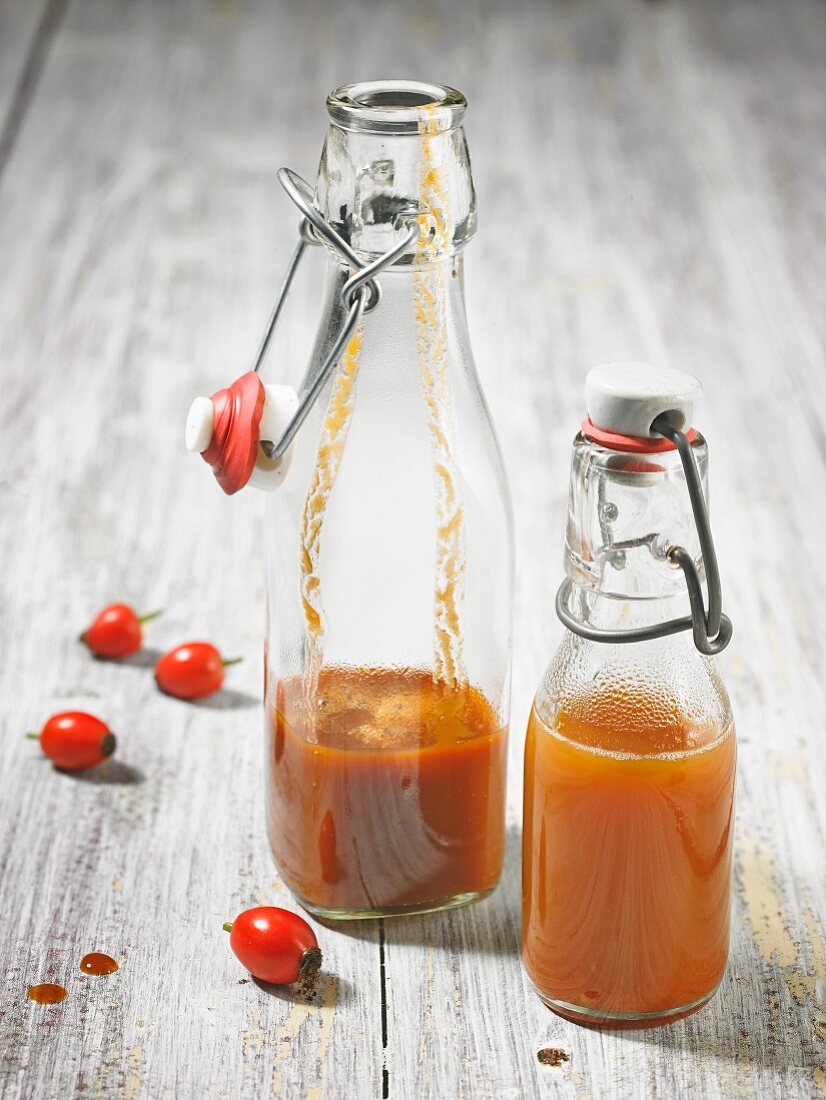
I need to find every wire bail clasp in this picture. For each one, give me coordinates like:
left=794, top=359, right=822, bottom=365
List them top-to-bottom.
left=252, top=168, right=418, bottom=462
left=556, top=415, right=733, bottom=656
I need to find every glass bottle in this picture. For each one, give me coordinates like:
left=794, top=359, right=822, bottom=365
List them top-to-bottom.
left=253, top=82, right=513, bottom=919
left=522, top=363, right=735, bottom=1027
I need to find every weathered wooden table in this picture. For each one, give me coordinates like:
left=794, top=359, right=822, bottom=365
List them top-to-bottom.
left=2, top=0, right=825, bottom=1096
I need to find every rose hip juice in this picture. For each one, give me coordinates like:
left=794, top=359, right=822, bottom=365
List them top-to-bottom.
left=266, top=667, right=507, bottom=916
left=522, top=686, right=735, bottom=1026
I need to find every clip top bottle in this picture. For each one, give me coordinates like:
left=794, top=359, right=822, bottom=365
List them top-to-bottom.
left=186, top=82, right=513, bottom=920
left=522, top=362, right=735, bottom=1028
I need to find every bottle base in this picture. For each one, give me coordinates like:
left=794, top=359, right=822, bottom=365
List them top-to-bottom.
left=291, top=886, right=496, bottom=921
left=533, top=981, right=721, bottom=1030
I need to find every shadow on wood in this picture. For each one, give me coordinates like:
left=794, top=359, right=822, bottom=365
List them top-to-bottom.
left=118, top=646, right=165, bottom=670
left=191, top=687, right=260, bottom=711
left=61, top=759, right=145, bottom=784
left=314, top=827, right=523, bottom=958
left=609, top=962, right=816, bottom=1073
left=251, top=971, right=353, bottom=1008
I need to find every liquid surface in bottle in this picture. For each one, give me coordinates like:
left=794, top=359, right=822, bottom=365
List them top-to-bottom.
left=266, top=667, right=507, bottom=915
left=522, top=686, right=736, bottom=1026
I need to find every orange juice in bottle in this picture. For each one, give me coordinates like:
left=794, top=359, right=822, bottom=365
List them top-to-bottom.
left=522, top=363, right=735, bottom=1027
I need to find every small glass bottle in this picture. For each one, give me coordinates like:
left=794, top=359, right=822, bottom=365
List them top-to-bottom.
left=522, top=363, right=735, bottom=1028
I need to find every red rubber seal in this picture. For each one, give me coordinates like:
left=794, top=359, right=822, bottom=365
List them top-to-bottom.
left=201, top=372, right=265, bottom=495
left=582, top=418, right=697, bottom=455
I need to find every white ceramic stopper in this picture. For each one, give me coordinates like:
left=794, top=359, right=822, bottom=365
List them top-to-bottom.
left=585, top=362, right=703, bottom=439
left=248, top=384, right=299, bottom=491
left=185, top=396, right=215, bottom=453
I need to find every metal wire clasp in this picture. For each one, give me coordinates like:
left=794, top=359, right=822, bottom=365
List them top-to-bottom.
left=251, top=168, right=418, bottom=461
left=555, top=415, right=733, bottom=656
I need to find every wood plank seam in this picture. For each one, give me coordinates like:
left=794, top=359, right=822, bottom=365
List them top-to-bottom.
left=380, top=920, right=390, bottom=1099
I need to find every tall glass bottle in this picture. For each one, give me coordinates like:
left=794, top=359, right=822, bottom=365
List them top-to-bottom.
left=263, top=82, right=513, bottom=919
left=522, top=363, right=735, bottom=1027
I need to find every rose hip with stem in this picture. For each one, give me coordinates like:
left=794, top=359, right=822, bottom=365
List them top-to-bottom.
left=80, top=603, right=162, bottom=659
left=154, top=642, right=241, bottom=701
left=28, top=712, right=116, bottom=770
left=224, top=907, right=322, bottom=986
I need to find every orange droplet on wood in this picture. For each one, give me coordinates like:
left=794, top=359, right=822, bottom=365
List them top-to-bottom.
left=80, top=952, right=119, bottom=975
left=27, top=983, right=68, bottom=1004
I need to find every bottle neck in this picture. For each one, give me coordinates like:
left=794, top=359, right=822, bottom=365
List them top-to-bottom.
left=314, top=118, right=476, bottom=265
left=305, top=254, right=472, bottom=386
left=563, top=433, right=710, bottom=623
left=565, top=584, right=694, bottom=634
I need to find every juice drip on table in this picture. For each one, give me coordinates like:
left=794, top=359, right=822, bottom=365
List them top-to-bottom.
left=413, top=105, right=465, bottom=687
left=267, top=667, right=506, bottom=913
left=522, top=685, right=736, bottom=1025
left=80, top=952, right=119, bottom=975
left=27, top=983, right=67, bottom=1004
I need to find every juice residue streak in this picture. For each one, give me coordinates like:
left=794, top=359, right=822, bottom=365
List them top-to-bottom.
left=298, top=102, right=465, bottom=687
left=412, top=104, right=465, bottom=687
left=299, top=322, right=363, bottom=670
left=267, top=667, right=506, bottom=913
left=522, top=685, right=736, bottom=1025
left=80, top=952, right=119, bottom=975
left=27, top=983, right=67, bottom=1005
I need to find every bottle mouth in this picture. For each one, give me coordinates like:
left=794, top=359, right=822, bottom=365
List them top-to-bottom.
left=327, top=80, right=467, bottom=135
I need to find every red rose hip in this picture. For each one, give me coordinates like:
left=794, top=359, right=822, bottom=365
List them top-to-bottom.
left=81, top=603, right=161, bottom=659
left=154, top=642, right=241, bottom=700
left=29, top=712, right=116, bottom=770
left=224, top=907, right=322, bottom=985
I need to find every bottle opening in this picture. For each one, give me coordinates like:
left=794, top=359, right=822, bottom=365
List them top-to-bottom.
left=327, top=80, right=466, bottom=135
left=352, top=88, right=438, bottom=109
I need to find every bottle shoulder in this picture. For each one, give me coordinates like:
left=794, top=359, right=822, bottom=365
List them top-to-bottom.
left=533, top=632, right=733, bottom=753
